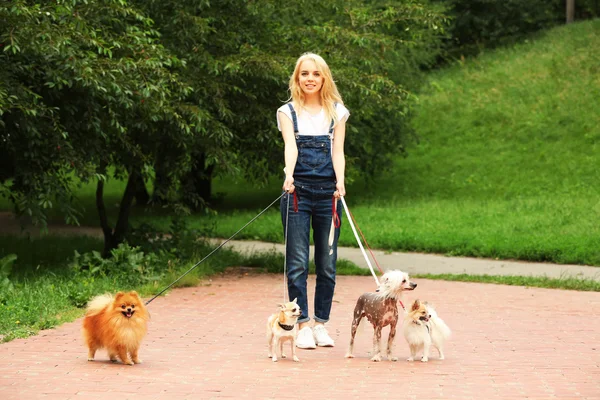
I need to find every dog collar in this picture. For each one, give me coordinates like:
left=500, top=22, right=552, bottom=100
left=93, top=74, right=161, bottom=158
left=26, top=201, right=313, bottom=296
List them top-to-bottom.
left=413, top=320, right=431, bottom=334
left=278, top=322, right=295, bottom=331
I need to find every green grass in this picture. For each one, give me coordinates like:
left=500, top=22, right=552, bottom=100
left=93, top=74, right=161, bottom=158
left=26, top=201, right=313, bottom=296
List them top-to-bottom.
left=415, top=273, right=600, bottom=292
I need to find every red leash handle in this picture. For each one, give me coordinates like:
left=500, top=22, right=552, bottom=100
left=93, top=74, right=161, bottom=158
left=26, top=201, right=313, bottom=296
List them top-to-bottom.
left=293, top=191, right=298, bottom=212
left=332, top=196, right=341, bottom=228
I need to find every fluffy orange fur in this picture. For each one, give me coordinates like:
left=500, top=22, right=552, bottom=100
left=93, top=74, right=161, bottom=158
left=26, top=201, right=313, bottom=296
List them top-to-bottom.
left=82, top=291, right=149, bottom=366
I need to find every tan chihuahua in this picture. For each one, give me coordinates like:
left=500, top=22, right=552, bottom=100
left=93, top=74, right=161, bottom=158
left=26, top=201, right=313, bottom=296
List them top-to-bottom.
left=267, top=298, right=302, bottom=362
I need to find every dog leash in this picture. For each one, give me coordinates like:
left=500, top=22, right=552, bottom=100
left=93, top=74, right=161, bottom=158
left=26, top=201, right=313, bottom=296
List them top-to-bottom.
left=283, top=191, right=290, bottom=303
left=145, top=192, right=287, bottom=306
left=145, top=192, right=383, bottom=305
left=339, top=196, right=381, bottom=287
left=342, top=197, right=385, bottom=275
left=340, top=198, right=404, bottom=309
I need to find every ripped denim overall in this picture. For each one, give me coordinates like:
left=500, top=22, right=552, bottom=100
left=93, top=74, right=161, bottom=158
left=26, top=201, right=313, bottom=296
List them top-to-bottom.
left=280, top=103, right=342, bottom=324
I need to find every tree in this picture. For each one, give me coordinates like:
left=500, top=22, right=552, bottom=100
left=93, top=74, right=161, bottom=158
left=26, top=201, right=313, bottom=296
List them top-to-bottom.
left=567, top=0, right=575, bottom=23
left=0, top=1, right=209, bottom=255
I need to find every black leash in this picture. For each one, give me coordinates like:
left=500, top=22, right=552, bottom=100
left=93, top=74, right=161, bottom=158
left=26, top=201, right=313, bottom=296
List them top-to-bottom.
left=145, top=192, right=286, bottom=306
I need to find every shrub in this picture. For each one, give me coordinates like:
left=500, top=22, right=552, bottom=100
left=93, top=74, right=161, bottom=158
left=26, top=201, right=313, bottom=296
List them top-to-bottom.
left=439, top=0, right=600, bottom=57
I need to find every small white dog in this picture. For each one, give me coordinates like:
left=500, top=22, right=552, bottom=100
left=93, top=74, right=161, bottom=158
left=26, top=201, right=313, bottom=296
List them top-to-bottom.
left=267, top=298, right=301, bottom=362
left=402, top=299, right=451, bottom=362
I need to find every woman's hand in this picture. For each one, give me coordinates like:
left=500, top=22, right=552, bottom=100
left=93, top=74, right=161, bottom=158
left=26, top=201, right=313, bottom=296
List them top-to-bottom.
left=283, top=176, right=295, bottom=193
left=334, top=181, right=345, bottom=198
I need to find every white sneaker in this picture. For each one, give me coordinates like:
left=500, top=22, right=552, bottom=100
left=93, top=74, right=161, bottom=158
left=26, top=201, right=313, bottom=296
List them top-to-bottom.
left=313, top=325, right=335, bottom=347
left=296, top=326, right=316, bottom=349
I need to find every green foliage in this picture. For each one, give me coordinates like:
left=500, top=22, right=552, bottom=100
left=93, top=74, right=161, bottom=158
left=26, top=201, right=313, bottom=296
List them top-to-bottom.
left=135, top=0, right=450, bottom=184
left=438, top=0, right=600, bottom=57
left=441, top=0, right=560, bottom=55
left=578, top=0, right=600, bottom=18
left=0, top=1, right=199, bottom=227
left=126, top=215, right=210, bottom=259
left=0, top=234, right=102, bottom=276
left=66, top=243, right=163, bottom=306
left=70, top=244, right=161, bottom=286
left=0, top=254, right=16, bottom=291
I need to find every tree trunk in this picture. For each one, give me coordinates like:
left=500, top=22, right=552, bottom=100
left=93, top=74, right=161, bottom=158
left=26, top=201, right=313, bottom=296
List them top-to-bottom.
left=566, top=0, right=575, bottom=23
left=182, top=152, right=214, bottom=209
left=191, top=156, right=214, bottom=203
left=152, top=158, right=170, bottom=205
left=132, top=168, right=150, bottom=206
left=112, top=169, right=138, bottom=245
left=97, top=170, right=138, bottom=257
left=96, top=178, right=116, bottom=257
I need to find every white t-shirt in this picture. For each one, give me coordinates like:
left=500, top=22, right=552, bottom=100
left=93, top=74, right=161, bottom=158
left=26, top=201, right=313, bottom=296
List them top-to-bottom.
left=277, top=103, right=350, bottom=136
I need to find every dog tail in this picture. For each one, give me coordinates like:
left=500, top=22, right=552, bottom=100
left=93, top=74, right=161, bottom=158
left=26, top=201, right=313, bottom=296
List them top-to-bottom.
left=85, top=293, right=113, bottom=317
left=429, top=307, right=451, bottom=340
left=266, top=314, right=277, bottom=337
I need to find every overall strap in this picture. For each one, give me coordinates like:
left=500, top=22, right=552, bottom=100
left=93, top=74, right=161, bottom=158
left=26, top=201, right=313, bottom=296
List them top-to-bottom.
left=289, top=102, right=335, bottom=136
left=328, top=102, right=338, bottom=136
left=287, top=103, right=299, bottom=134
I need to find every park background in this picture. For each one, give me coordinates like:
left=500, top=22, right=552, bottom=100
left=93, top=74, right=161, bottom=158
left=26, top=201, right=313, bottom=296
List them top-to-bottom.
left=1, top=0, right=599, bottom=342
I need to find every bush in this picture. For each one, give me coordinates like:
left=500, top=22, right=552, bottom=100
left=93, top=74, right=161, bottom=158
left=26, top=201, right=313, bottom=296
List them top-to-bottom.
left=439, top=0, right=600, bottom=57
left=0, top=254, right=16, bottom=292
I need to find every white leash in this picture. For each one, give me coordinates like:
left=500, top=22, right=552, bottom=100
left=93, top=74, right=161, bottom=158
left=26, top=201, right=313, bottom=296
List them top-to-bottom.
left=339, top=196, right=380, bottom=287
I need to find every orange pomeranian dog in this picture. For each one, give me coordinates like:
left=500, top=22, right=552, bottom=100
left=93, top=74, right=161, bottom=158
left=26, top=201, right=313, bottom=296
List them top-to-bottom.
left=82, top=291, right=150, bottom=366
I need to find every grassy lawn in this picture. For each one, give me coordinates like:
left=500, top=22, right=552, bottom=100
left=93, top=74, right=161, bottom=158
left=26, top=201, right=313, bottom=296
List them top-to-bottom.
left=414, top=273, right=600, bottom=292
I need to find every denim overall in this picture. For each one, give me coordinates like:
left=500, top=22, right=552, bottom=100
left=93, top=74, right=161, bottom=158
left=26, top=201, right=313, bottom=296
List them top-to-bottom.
left=280, top=103, right=343, bottom=324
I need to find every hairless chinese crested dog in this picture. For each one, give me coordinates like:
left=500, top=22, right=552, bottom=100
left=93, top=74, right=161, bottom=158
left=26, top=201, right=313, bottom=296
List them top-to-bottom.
left=345, top=270, right=417, bottom=362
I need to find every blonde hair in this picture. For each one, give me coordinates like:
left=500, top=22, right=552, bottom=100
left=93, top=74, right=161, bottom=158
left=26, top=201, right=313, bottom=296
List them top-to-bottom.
left=288, top=53, right=344, bottom=128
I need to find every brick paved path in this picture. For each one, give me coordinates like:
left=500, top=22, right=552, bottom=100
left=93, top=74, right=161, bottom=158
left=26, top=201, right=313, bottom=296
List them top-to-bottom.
left=1, top=273, right=599, bottom=399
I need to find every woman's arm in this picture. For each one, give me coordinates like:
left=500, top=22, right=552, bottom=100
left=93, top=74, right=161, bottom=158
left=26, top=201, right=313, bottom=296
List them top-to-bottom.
left=278, top=111, right=298, bottom=193
left=332, top=120, right=346, bottom=197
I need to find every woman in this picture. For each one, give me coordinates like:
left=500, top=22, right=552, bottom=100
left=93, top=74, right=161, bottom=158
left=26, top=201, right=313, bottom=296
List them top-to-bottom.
left=277, top=53, right=349, bottom=349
